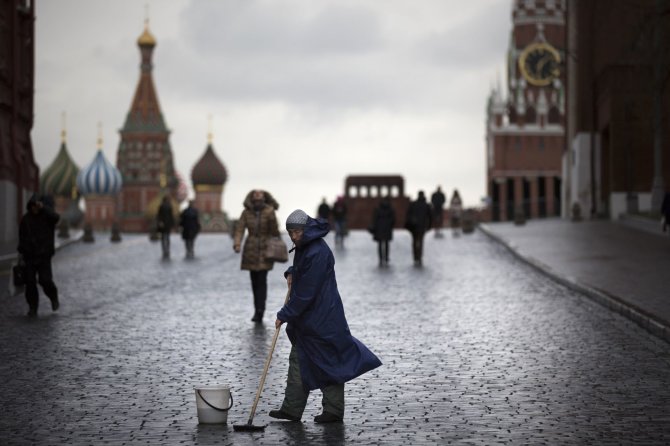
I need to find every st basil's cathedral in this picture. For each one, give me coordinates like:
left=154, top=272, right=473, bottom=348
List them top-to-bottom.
left=39, top=21, right=229, bottom=233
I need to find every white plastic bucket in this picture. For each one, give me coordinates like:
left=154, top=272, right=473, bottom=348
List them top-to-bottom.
left=194, top=386, right=234, bottom=424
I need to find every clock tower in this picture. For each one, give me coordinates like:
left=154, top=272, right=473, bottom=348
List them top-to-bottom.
left=485, top=0, right=566, bottom=222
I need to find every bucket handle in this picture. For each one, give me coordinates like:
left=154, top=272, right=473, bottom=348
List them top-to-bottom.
left=197, top=389, right=234, bottom=412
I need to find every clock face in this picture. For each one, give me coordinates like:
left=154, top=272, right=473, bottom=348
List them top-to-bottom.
left=519, top=42, right=561, bottom=86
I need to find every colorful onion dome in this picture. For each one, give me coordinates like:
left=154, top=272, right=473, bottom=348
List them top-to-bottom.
left=137, top=20, right=156, bottom=47
left=40, top=142, right=79, bottom=198
left=191, top=144, right=227, bottom=186
left=77, top=150, right=123, bottom=196
left=175, top=171, right=189, bottom=203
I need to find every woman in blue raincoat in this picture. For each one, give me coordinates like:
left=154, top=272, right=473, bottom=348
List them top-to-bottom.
left=270, top=209, right=382, bottom=424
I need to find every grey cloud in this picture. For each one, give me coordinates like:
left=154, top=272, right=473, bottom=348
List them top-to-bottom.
left=180, top=0, right=383, bottom=56
left=413, top=2, right=510, bottom=69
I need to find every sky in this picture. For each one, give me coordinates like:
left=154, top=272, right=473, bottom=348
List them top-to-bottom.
left=33, top=0, right=511, bottom=223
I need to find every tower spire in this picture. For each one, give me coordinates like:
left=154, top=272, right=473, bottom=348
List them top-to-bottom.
left=61, top=111, right=67, bottom=143
left=207, top=114, right=213, bottom=144
left=97, top=122, right=103, bottom=149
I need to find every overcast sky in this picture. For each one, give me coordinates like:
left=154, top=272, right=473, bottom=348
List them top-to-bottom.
left=33, top=0, right=511, bottom=223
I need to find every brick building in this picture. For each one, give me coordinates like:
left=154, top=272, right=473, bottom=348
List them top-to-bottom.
left=0, top=0, right=38, bottom=258
left=486, top=0, right=566, bottom=222
left=564, top=0, right=670, bottom=218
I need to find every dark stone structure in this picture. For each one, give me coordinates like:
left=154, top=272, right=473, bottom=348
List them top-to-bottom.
left=342, top=175, right=410, bottom=230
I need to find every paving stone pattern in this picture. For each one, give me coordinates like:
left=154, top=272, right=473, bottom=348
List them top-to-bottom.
left=1, top=230, right=669, bottom=445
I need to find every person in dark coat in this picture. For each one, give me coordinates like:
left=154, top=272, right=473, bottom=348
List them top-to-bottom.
left=431, top=186, right=446, bottom=237
left=233, top=189, right=281, bottom=322
left=449, top=189, right=463, bottom=232
left=404, top=191, right=432, bottom=266
left=662, top=192, right=670, bottom=233
left=17, top=194, right=60, bottom=318
left=157, top=196, right=175, bottom=259
left=331, top=196, right=347, bottom=248
left=317, top=197, right=331, bottom=221
left=370, top=198, right=395, bottom=266
left=179, top=200, right=201, bottom=259
left=270, top=210, right=382, bottom=424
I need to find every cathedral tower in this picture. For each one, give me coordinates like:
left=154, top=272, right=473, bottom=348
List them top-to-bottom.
left=116, top=20, right=177, bottom=232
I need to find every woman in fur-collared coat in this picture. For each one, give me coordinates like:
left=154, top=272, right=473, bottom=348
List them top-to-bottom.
left=233, top=189, right=281, bottom=322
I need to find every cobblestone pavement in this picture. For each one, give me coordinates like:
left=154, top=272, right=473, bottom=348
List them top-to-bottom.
left=480, top=219, right=670, bottom=335
left=1, top=230, right=670, bottom=445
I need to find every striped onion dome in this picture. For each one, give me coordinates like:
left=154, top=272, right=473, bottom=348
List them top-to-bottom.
left=40, top=142, right=79, bottom=197
left=191, top=144, right=227, bottom=185
left=76, top=150, right=123, bottom=196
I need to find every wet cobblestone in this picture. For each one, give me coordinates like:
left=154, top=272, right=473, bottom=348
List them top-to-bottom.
left=1, top=230, right=669, bottom=445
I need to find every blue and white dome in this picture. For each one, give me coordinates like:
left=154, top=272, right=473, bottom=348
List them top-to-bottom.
left=77, top=150, right=123, bottom=196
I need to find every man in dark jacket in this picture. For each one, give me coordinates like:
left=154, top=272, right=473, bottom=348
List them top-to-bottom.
left=431, top=186, right=446, bottom=237
left=405, top=191, right=432, bottom=266
left=662, top=192, right=670, bottom=233
left=17, top=194, right=60, bottom=317
left=156, top=196, right=175, bottom=259
left=331, top=196, right=347, bottom=248
left=317, top=197, right=331, bottom=221
left=370, top=198, right=395, bottom=266
left=179, top=200, right=201, bottom=259
left=270, top=210, right=382, bottom=424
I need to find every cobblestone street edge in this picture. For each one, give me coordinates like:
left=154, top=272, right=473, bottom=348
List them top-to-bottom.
left=478, top=224, right=670, bottom=343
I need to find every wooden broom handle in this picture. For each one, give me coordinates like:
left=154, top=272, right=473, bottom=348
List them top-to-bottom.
left=246, top=285, right=291, bottom=424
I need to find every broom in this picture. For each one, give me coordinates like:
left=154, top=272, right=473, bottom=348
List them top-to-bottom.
left=234, top=285, right=291, bottom=432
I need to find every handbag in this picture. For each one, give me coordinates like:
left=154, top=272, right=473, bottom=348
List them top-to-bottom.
left=265, top=237, right=289, bottom=263
left=12, top=256, right=26, bottom=287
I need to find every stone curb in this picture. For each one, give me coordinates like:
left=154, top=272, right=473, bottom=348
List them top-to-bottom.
left=478, top=223, right=670, bottom=344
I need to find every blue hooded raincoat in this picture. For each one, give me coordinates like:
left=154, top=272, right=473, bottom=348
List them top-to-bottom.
left=278, top=217, right=382, bottom=391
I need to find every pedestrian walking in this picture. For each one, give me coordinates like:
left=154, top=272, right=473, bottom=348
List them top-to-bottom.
left=431, top=186, right=446, bottom=237
left=233, top=189, right=281, bottom=323
left=449, top=189, right=463, bottom=235
left=404, top=191, right=432, bottom=266
left=662, top=192, right=670, bottom=233
left=17, top=194, right=60, bottom=318
left=157, top=196, right=175, bottom=259
left=332, top=196, right=348, bottom=248
left=317, top=197, right=331, bottom=221
left=369, top=198, right=395, bottom=266
left=179, top=200, right=201, bottom=259
left=270, top=209, right=382, bottom=423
